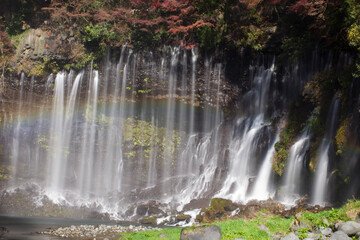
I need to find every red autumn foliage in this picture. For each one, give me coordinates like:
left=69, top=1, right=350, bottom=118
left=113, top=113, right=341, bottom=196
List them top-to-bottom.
left=41, top=0, right=217, bottom=49
left=270, top=0, right=283, bottom=4
left=289, top=0, right=309, bottom=15
left=168, top=20, right=213, bottom=35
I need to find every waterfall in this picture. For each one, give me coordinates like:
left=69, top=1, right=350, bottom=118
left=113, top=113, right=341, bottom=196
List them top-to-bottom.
left=3, top=47, right=352, bottom=219
left=217, top=59, right=276, bottom=202
left=10, top=72, right=25, bottom=185
left=312, top=95, right=340, bottom=205
left=280, top=128, right=310, bottom=204
left=249, top=132, right=279, bottom=201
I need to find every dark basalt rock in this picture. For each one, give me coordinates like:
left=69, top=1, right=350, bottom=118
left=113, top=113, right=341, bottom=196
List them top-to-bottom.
left=183, top=198, right=211, bottom=211
left=136, top=200, right=164, bottom=216
left=139, top=216, right=157, bottom=225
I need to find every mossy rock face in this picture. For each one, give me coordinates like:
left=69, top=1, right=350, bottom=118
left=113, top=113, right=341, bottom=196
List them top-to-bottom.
left=198, top=198, right=239, bottom=222
left=210, top=198, right=238, bottom=212
left=176, top=214, right=191, bottom=222
left=140, top=216, right=157, bottom=225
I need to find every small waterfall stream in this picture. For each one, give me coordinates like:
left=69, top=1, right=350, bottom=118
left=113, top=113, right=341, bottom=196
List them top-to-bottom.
left=312, top=96, right=340, bottom=205
left=281, top=128, right=310, bottom=204
left=249, top=132, right=279, bottom=201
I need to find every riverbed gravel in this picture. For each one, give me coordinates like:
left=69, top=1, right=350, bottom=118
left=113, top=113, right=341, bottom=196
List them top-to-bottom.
left=40, top=224, right=161, bottom=239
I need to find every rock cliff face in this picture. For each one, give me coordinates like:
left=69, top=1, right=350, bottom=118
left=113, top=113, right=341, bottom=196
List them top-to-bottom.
left=11, top=24, right=82, bottom=75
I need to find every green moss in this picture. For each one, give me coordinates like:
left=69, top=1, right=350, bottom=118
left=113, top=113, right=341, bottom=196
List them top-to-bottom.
left=8, top=29, right=30, bottom=48
left=28, top=58, right=60, bottom=76
left=303, top=70, right=338, bottom=108
left=273, top=99, right=313, bottom=175
left=123, top=118, right=184, bottom=165
left=335, top=119, right=349, bottom=155
left=0, top=165, right=11, bottom=179
left=199, top=198, right=238, bottom=223
left=210, top=198, right=237, bottom=212
left=299, top=208, right=349, bottom=228
left=175, top=214, right=191, bottom=222
left=139, top=216, right=157, bottom=225
left=296, top=228, right=309, bottom=240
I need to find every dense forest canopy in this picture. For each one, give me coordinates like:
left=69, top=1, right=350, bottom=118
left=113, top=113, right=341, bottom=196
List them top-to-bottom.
left=1, top=0, right=359, bottom=52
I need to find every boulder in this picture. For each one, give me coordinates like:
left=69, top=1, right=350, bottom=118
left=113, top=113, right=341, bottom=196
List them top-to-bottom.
left=183, top=198, right=211, bottom=211
left=199, top=198, right=239, bottom=222
left=210, top=198, right=238, bottom=212
left=136, top=201, right=164, bottom=216
left=176, top=214, right=192, bottom=223
left=139, top=217, right=157, bottom=225
left=335, top=221, right=344, bottom=230
left=338, top=221, right=360, bottom=236
left=180, top=225, right=221, bottom=240
left=314, top=227, right=332, bottom=236
left=328, top=231, right=351, bottom=240
left=305, top=232, right=321, bottom=239
left=280, top=233, right=299, bottom=240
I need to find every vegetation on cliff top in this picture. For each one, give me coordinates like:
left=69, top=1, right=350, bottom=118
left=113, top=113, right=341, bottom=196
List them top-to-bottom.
left=0, top=0, right=359, bottom=75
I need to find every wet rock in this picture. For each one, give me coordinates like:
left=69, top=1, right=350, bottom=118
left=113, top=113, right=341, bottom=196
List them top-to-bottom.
left=183, top=198, right=211, bottom=211
left=199, top=198, right=239, bottom=222
left=211, top=198, right=238, bottom=212
left=136, top=201, right=164, bottom=216
left=124, top=206, right=136, bottom=217
left=88, top=211, right=110, bottom=220
left=176, top=214, right=191, bottom=223
left=139, top=217, right=157, bottom=225
left=338, top=221, right=360, bottom=236
left=180, top=225, right=221, bottom=240
left=328, top=231, right=351, bottom=240
left=280, top=233, right=299, bottom=240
